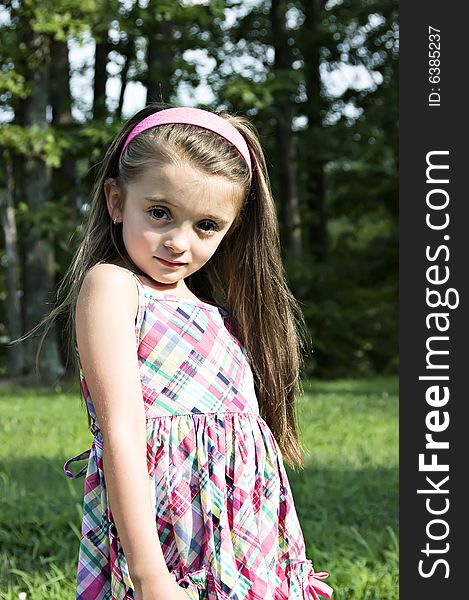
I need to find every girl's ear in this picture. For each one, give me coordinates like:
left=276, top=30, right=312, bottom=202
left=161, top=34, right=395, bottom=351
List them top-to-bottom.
left=104, top=178, right=123, bottom=222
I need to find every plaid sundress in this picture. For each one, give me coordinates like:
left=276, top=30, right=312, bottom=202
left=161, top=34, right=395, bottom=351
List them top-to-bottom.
left=63, top=266, right=333, bottom=600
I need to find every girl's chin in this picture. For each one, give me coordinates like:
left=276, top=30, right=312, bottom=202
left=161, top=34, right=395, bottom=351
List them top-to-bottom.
left=154, top=271, right=191, bottom=284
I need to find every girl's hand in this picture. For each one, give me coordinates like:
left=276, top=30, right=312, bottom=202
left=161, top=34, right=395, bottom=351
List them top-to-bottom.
left=133, top=572, right=191, bottom=600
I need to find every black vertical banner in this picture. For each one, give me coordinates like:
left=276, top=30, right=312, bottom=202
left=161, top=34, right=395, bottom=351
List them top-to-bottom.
left=400, top=2, right=468, bottom=598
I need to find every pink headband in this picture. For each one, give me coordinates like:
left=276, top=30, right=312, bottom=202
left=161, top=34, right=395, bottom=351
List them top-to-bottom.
left=119, top=107, right=252, bottom=177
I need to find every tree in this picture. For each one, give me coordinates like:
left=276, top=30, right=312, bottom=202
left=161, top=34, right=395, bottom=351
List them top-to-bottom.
left=0, top=0, right=398, bottom=379
left=271, top=0, right=302, bottom=259
left=15, top=18, right=63, bottom=382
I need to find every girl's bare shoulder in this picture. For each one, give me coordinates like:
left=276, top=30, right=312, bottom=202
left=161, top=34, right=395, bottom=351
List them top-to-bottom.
left=77, top=262, right=139, bottom=323
left=81, top=262, right=136, bottom=292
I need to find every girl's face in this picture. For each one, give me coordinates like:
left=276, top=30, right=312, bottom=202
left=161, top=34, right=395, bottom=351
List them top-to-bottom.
left=105, top=162, right=243, bottom=292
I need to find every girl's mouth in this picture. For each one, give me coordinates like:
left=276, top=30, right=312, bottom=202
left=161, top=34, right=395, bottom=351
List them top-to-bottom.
left=155, top=257, right=187, bottom=269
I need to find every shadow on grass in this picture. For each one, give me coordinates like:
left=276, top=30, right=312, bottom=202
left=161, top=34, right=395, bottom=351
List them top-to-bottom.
left=302, top=377, right=399, bottom=398
left=1, top=455, right=398, bottom=589
left=0, top=456, right=84, bottom=580
left=287, top=462, right=398, bottom=555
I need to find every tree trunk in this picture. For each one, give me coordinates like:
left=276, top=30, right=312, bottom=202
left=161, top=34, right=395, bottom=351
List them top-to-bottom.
left=271, top=0, right=302, bottom=260
left=301, top=0, right=328, bottom=263
left=145, top=19, right=174, bottom=104
left=21, top=30, right=63, bottom=383
left=93, top=31, right=109, bottom=120
left=50, top=38, right=78, bottom=218
left=50, top=38, right=79, bottom=377
left=50, top=38, right=73, bottom=125
left=117, top=50, right=129, bottom=119
left=0, top=159, right=24, bottom=377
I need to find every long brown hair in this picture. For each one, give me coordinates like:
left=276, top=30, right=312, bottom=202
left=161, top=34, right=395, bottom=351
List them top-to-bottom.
left=13, top=102, right=309, bottom=470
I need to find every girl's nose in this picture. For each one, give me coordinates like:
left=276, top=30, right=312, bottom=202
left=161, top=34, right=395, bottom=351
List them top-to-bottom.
left=163, top=230, right=190, bottom=254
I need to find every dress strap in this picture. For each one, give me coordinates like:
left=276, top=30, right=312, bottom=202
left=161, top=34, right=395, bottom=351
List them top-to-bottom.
left=123, top=266, right=145, bottom=289
left=63, top=419, right=101, bottom=479
left=63, top=448, right=91, bottom=479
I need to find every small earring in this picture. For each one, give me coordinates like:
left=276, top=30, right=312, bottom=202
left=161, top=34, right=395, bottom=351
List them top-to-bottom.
left=113, top=217, right=118, bottom=225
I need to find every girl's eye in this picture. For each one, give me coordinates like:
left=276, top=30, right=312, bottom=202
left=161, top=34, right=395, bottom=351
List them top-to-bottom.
left=148, top=206, right=170, bottom=220
left=198, top=220, right=219, bottom=233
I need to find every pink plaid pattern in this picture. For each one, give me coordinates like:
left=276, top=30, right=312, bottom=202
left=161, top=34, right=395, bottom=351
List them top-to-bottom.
left=64, top=266, right=332, bottom=599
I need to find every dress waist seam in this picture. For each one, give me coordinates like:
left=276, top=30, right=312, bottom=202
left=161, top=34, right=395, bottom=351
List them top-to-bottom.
left=88, top=409, right=262, bottom=433
left=64, top=410, right=263, bottom=478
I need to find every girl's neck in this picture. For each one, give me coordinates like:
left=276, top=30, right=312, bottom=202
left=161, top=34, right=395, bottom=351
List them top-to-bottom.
left=111, top=260, right=200, bottom=301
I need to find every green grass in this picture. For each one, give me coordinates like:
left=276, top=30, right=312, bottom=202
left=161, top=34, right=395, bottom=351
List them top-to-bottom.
left=0, top=376, right=398, bottom=599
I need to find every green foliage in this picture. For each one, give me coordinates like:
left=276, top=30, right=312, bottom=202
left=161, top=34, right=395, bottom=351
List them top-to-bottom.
left=0, top=0, right=398, bottom=379
left=25, top=0, right=103, bottom=39
left=294, top=0, right=398, bottom=377
left=31, top=8, right=94, bottom=41
left=0, top=71, right=29, bottom=98
left=223, top=74, right=273, bottom=110
left=0, top=125, right=69, bottom=168
left=16, top=200, right=75, bottom=241
left=289, top=215, right=397, bottom=378
left=0, top=377, right=398, bottom=599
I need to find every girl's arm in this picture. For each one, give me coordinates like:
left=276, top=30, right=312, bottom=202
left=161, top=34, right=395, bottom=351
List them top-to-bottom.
left=76, top=263, right=170, bottom=587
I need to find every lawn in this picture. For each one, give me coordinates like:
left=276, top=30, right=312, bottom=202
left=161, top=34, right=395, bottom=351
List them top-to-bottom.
left=0, top=376, right=398, bottom=599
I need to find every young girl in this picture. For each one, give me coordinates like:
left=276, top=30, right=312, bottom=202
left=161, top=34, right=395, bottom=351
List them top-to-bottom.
left=60, top=104, right=333, bottom=600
